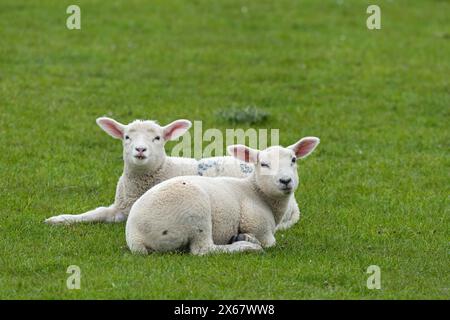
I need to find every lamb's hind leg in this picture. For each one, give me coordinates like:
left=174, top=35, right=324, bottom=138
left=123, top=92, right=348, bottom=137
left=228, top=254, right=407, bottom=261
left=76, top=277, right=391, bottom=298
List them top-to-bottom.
left=45, top=205, right=127, bottom=225
left=188, top=216, right=262, bottom=255
left=229, top=233, right=262, bottom=246
left=190, top=234, right=262, bottom=256
left=191, top=241, right=263, bottom=255
left=212, top=241, right=263, bottom=254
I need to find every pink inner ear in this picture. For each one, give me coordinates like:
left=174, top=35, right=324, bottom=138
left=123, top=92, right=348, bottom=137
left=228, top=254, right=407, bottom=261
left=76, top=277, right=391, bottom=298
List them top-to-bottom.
left=102, top=120, right=123, bottom=138
left=164, top=122, right=188, bottom=140
left=296, top=139, right=317, bottom=157
left=232, top=147, right=252, bottom=162
left=241, top=148, right=251, bottom=162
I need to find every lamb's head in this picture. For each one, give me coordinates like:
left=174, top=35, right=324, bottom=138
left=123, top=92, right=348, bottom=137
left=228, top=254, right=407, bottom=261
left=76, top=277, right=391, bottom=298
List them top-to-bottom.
left=96, top=117, right=191, bottom=171
left=227, top=137, right=320, bottom=197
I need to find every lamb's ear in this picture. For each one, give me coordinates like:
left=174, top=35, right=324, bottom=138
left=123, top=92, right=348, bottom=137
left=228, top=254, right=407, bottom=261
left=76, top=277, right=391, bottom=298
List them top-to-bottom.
left=96, top=117, right=125, bottom=139
left=162, top=119, right=192, bottom=141
left=288, top=137, right=320, bottom=159
left=227, top=145, right=259, bottom=163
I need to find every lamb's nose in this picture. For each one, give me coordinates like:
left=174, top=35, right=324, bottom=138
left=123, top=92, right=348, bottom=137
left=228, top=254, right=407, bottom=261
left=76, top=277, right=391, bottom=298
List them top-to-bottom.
left=135, top=147, right=147, bottom=153
left=279, top=178, right=292, bottom=185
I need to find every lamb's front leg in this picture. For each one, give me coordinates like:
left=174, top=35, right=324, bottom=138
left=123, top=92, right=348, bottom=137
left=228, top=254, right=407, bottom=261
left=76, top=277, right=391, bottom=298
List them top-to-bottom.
left=275, top=196, right=300, bottom=231
left=45, top=205, right=127, bottom=225
left=260, top=233, right=276, bottom=248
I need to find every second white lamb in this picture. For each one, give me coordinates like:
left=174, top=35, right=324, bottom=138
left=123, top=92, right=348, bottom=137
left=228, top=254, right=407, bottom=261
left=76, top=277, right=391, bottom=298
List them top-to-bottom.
left=126, top=137, right=320, bottom=255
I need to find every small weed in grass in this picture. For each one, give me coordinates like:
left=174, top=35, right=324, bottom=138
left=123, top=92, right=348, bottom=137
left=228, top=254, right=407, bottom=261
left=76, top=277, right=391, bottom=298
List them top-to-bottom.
left=216, top=106, right=270, bottom=124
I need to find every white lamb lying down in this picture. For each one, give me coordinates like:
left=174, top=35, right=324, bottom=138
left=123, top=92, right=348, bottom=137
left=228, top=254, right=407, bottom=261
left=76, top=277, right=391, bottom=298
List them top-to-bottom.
left=45, top=117, right=302, bottom=231
left=126, top=137, right=320, bottom=255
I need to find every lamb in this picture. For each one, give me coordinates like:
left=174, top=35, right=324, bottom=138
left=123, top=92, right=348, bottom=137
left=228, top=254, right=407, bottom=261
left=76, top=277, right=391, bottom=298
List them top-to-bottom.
left=44, top=117, right=302, bottom=231
left=45, top=117, right=195, bottom=224
left=125, top=137, right=320, bottom=255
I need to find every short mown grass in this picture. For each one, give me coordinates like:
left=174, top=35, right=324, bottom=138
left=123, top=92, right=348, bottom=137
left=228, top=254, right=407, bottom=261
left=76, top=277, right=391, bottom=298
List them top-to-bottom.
left=0, top=0, right=448, bottom=299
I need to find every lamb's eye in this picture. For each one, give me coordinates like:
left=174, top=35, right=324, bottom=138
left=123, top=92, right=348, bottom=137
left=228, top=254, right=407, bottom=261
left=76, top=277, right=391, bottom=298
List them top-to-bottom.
left=125, top=135, right=130, bottom=140
left=153, top=136, right=161, bottom=141
left=291, top=157, right=296, bottom=164
left=261, top=162, right=270, bottom=168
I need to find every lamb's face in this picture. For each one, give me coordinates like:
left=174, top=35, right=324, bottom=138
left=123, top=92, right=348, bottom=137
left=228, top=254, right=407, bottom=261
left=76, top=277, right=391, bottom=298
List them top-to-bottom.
left=96, top=117, right=191, bottom=172
left=122, top=121, right=165, bottom=168
left=228, top=137, right=320, bottom=198
left=255, top=146, right=299, bottom=196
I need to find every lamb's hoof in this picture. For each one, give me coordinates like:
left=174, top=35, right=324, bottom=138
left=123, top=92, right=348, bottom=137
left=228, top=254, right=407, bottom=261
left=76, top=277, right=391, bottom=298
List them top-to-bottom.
left=106, top=212, right=127, bottom=223
left=44, top=215, right=74, bottom=225
left=275, top=223, right=289, bottom=232
left=229, top=233, right=261, bottom=246
left=233, top=241, right=263, bottom=252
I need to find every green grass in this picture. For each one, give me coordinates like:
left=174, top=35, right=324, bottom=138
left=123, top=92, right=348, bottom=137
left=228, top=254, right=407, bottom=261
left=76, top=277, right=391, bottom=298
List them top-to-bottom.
left=0, top=0, right=449, bottom=299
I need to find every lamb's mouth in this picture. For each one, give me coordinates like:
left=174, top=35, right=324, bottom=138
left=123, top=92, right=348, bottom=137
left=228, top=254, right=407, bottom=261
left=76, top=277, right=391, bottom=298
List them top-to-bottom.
left=134, top=155, right=147, bottom=160
left=280, top=186, right=293, bottom=193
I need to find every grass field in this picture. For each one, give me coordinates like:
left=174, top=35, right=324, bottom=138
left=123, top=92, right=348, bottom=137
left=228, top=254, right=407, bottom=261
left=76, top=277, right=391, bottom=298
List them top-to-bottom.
left=0, top=0, right=448, bottom=299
